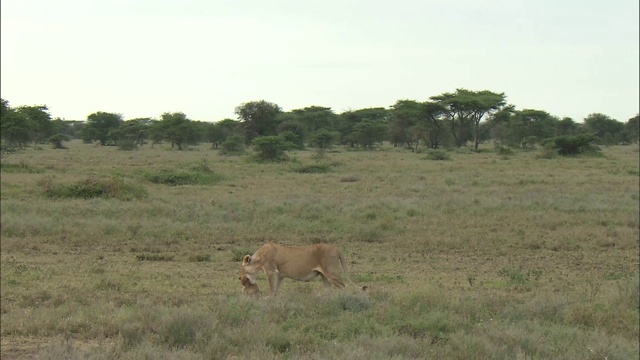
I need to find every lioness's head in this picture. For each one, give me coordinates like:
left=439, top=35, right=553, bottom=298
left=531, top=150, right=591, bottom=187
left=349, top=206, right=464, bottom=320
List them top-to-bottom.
left=241, top=254, right=258, bottom=285
left=239, top=274, right=260, bottom=296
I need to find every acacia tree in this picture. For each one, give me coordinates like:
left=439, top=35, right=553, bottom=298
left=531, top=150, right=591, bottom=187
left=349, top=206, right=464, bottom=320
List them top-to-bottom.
left=431, top=89, right=507, bottom=149
left=0, top=99, right=31, bottom=148
left=235, top=100, right=282, bottom=144
left=389, top=100, right=422, bottom=147
left=417, top=101, right=448, bottom=149
left=16, top=105, right=53, bottom=144
left=292, top=106, right=337, bottom=133
left=337, top=107, right=388, bottom=146
left=504, top=109, right=557, bottom=147
left=84, top=111, right=124, bottom=145
left=158, top=112, right=196, bottom=150
left=583, top=113, right=624, bottom=144
left=624, top=115, right=639, bottom=143
left=556, top=117, right=581, bottom=136
left=109, top=118, right=151, bottom=147
left=352, top=119, right=388, bottom=149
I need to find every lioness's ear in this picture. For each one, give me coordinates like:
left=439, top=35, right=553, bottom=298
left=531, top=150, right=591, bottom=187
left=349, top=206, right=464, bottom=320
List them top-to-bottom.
left=242, top=255, right=251, bottom=266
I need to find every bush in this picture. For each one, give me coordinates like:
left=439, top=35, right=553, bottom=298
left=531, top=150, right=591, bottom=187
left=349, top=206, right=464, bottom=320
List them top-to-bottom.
left=309, top=130, right=339, bottom=150
left=48, top=133, right=70, bottom=149
left=541, top=134, right=600, bottom=155
left=219, top=135, right=245, bottom=155
left=251, top=135, right=293, bottom=162
left=118, top=138, right=138, bottom=151
left=495, top=144, right=514, bottom=156
left=424, top=149, right=451, bottom=161
left=0, top=161, right=44, bottom=173
left=140, top=161, right=224, bottom=186
left=290, top=162, right=332, bottom=174
left=141, top=169, right=224, bottom=186
left=40, top=176, right=148, bottom=200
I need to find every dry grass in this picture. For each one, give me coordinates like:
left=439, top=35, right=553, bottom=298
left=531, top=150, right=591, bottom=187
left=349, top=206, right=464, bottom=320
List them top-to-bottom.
left=1, top=140, right=638, bottom=359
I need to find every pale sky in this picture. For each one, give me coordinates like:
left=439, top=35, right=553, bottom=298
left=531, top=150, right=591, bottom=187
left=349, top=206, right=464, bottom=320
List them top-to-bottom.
left=1, top=0, right=638, bottom=123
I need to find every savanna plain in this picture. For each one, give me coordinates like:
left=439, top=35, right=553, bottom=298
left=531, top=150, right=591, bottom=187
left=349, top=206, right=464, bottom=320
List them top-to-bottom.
left=0, top=141, right=638, bottom=359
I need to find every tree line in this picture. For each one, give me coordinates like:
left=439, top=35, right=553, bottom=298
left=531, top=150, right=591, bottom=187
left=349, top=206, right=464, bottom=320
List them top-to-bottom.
left=1, top=89, right=638, bottom=155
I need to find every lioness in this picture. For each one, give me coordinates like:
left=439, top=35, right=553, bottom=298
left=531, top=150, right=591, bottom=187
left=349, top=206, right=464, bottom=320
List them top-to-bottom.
left=241, top=242, right=347, bottom=297
left=239, top=274, right=260, bottom=297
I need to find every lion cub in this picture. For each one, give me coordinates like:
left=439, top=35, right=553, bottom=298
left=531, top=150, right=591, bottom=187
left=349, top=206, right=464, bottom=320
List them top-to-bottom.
left=240, top=274, right=260, bottom=297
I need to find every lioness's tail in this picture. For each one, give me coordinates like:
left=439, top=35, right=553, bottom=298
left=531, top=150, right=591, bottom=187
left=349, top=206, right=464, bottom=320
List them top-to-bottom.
left=338, top=250, right=360, bottom=289
left=338, top=250, right=349, bottom=274
left=338, top=251, right=370, bottom=292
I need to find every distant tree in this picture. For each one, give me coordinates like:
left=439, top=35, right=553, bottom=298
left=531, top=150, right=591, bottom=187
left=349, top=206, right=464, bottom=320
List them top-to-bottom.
left=431, top=89, right=507, bottom=149
left=1, top=99, right=31, bottom=148
left=235, top=100, right=282, bottom=144
left=389, top=100, right=422, bottom=147
left=415, top=101, right=449, bottom=149
left=16, top=105, right=53, bottom=144
left=291, top=106, right=337, bottom=133
left=337, top=107, right=388, bottom=146
left=501, top=109, right=557, bottom=147
left=84, top=111, right=124, bottom=145
left=158, top=112, right=196, bottom=150
left=583, top=113, right=624, bottom=144
left=623, top=114, right=639, bottom=143
left=556, top=117, right=581, bottom=136
left=50, top=118, right=75, bottom=139
left=110, top=118, right=151, bottom=147
left=277, top=118, right=306, bottom=149
left=352, top=119, right=388, bottom=149
left=147, top=120, right=164, bottom=146
left=204, top=122, right=224, bottom=149
left=309, top=129, right=339, bottom=150
left=48, top=133, right=70, bottom=149
left=219, top=134, right=245, bottom=155
left=542, top=134, right=599, bottom=155
left=251, top=135, right=293, bottom=162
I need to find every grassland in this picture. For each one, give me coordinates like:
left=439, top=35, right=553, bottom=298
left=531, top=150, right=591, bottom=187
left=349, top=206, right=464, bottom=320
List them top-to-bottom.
left=1, top=140, right=638, bottom=359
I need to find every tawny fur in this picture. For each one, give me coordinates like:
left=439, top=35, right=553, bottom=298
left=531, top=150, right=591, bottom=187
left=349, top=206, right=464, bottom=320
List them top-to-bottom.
left=241, top=242, right=348, bottom=297
left=240, top=274, right=260, bottom=297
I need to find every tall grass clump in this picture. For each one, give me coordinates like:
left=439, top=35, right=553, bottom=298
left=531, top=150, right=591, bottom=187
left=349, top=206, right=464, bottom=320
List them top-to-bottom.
left=424, top=149, right=451, bottom=160
left=139, top=160, right=225, bottom=186
left=0, top=161, right=44, bottom=173
left=290, top=162, right=333, bottom=174
left=39, top=176, right=148, bottom=200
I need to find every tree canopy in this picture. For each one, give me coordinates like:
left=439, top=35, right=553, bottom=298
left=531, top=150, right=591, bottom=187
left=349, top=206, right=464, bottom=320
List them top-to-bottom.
left=2, top=92, right=637, bottom=154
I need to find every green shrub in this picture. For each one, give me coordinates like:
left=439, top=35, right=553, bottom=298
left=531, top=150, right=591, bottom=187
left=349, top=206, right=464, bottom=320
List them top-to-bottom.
left=309, top=129, right=339, bottom=150
left=48, top=133, right=70, bottom=149
left=219, top=134, right=245, bottom=155
left=541, top=134, right=600, bottom=155
left=251, top=135, right=293, bottom=162
left=117, top=138, right=138, bottom=151
left=495, top=144, right=514, bottom=156
left=425, top=149, right=451, bottom=160
left=0, top=161, right=44, bottom=173
left=290, top=162, right=332, bottom=174
left=140, top=166, right=224, bottom=186
left=40, top=176, right=148, bottom=200
left=333, top=292, right=373, bottom=312
left=393, top=311, right=452, bottom=342
left=161, top=312, right=199, bottom=348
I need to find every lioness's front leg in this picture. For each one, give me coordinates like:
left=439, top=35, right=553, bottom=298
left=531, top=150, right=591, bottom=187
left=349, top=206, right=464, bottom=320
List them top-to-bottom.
left=267, top=271, right=281, bottom=297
